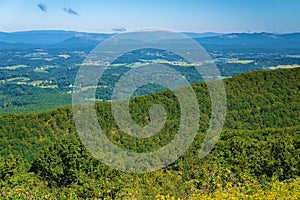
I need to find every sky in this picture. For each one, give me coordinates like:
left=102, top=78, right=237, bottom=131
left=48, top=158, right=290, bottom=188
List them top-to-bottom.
left=0, top=0, right=299, bottom=33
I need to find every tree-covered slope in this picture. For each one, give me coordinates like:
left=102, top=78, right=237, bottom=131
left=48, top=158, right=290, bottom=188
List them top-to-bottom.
left=0, top=68, right=299, bottom=199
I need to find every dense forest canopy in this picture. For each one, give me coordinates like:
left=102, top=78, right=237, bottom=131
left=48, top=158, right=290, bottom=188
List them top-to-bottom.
left=0, top=68, right=299, bottom=199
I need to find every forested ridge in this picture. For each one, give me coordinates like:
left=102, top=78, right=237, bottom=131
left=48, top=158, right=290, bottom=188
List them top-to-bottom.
left=0, top=68, right=299, bottom=199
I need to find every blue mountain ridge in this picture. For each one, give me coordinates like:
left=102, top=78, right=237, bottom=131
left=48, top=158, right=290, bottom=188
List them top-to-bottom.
left=0, top=30, right=299, bottom=49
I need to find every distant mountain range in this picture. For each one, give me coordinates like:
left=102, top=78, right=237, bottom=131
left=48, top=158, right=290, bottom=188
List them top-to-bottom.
left=0, top=30, right=299, bottom=49
left=0, top=30, right=112, bottom=49
left=196, top=32, right=300, bottom=49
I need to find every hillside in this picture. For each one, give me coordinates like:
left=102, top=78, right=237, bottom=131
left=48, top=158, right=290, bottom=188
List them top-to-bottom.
left=0, top=68, right=299, bottom=199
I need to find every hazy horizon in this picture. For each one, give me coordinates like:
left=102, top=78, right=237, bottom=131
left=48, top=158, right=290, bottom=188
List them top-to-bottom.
left=1, top=29, right=300, bottom=35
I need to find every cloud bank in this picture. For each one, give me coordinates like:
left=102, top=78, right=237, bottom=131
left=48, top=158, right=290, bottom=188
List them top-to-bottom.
left=37, top=3, right=47, bottom=12
left=63, top=7, right=79, bottom=16
left=113, top=27, right=127, bottom=32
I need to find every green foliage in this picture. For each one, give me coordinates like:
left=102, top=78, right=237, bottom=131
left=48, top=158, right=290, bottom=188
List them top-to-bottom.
left=0, top=68, right=299, bottom=198
left=0, top=83, right=71, bottom=114
left=30, top=137, right=116, bottom=187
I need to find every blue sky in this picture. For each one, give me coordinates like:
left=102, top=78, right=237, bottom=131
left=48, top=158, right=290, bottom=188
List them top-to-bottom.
left=0, top=0, right=299, bottom=33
